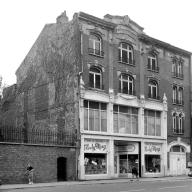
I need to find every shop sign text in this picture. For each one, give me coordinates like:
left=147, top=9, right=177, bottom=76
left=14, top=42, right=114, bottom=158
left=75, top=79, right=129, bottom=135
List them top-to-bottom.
left=84, top=142, right=107, bottom=153
left=145, top=143, right=161, bottom=153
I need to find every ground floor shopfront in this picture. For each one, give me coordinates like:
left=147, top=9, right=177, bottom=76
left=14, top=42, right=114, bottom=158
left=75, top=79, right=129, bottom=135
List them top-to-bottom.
left=78, top=135, right=167, bottom=180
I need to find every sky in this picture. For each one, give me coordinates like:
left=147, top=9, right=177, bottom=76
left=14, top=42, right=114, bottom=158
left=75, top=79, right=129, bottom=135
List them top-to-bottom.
left=0, top=0, right=192, bottom=86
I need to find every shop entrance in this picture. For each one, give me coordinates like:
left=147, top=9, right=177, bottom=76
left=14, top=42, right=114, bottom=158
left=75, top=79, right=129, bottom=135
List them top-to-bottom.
left=119, top=154, right=139, bottom=177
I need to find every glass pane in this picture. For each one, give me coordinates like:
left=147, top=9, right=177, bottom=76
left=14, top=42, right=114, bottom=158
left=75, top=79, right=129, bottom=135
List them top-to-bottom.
left=89, top=39, right=94, bottom=49
left=95, top=41, right=101, bottom=51
left=122, top=43, right=127, bottom=49
left=122, top=51, right=128, bottom=63
left=89, top=73, right=94, bottom=88
left=95, top=74, right=101, bottom=89
left=84, top=100, right=88, bottom=108
left=89, top=101, right=99, bottom=109
left=101, top=103, right=107, bottom=110
left=119, top=105, right=128, bottom=113
left=84, top=109, right=88, bottom=130
left=89, top=109, right=94, bottom=131
left=94, top=110, right=100, bottom=131
left=101, top=111, right=107, bottom=132
left=113, top=113, right=118, bottom=133
left=119, top=113, right=126, bottom=133
left=126, top=114, right=131, bottom=134
left=132, top=115, right=138, bottom=134
left=144, top=116, right=148, bottom=135
left=148, top=116, right=155, bottom=136
left=156, top=118, right=161, bottom=136
left=145, top=155, right=161, bottom=173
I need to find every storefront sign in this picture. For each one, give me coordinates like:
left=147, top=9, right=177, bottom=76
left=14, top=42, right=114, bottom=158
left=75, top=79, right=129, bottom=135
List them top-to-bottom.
left=84, top=139, right=108, bottom=153
left=117, top=142, right=138, bottom=154
left=144, top=143, right=161, bottom=154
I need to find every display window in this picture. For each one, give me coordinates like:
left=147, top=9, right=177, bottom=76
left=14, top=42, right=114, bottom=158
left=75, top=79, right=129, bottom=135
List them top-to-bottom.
left=84, top=153, right=107, bottom=174
left=145, top=155, right=161, bottom=173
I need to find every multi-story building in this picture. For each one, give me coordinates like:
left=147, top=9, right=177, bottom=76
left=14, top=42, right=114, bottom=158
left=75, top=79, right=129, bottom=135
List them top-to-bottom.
left=0, top=11, right=191, bottom=183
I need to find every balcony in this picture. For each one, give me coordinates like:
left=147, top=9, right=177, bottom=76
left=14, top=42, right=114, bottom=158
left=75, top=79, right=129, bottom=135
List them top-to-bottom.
left=88, top=48, right=104, bottom=57
left=118, top=57, right=135, bottom=65
left=172, top=72, right=184, bottom=79
left=148, top=93, right=160, bottom=100
left=172, top=99, right=184, bottom=105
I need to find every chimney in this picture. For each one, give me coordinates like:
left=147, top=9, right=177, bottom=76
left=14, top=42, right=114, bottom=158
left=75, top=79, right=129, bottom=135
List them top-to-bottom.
left=56, top=11, right=69, bottom=24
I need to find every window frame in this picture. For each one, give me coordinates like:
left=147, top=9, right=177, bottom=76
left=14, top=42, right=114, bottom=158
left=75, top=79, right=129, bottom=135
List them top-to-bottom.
left=118, top=43, right=134, bottom=65
left=147, top=54, right=158, bottom=72
left=89, top=66, right=103, bottom=90
left=148, top=79, right=159, bottom=100
left=172, top=112, right=184, bottom=134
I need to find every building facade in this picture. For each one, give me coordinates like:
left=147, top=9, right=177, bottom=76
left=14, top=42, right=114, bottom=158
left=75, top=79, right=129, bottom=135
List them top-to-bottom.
left=0, top=11, right=191, bottom=184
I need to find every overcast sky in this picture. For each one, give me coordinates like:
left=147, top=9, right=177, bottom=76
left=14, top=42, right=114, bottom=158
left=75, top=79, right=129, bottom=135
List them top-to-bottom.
left=0, top=0, right=192, bottom=86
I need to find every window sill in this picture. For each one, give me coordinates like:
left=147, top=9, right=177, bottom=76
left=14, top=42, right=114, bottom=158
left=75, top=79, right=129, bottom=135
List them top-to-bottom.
left=89, top=53, right=104, bottom=58
left=118, top=61, right=135, bottom=66
left=147, top=69, right=159, bottom=73
left=172, top=75, right=184, bottom=80
left=88, top=87, right=105, bottom=92
left=147, top=98, right=161, bottom=102
left=172, top=102, right=184, bottom=106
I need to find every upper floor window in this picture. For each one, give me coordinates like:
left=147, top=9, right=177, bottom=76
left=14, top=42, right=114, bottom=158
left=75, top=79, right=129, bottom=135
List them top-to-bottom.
left=88, top=34, right=104, bottom=57
left=118, top=43, right=134, bottom=65
left=147, top=54, right=158, bottom=72
left=172, top=57, right=184, bottom=79
left=89, top=66, right=103, bottom=89
left=119, top=73, right=135, bottom=95
left=148, top=79, right=159, bottom=100
left=172, top=85, right=184, bottom=105
left=84, top=100, right=107, bottom=132
left=113, top=105, right=138, bottom=134
left=144, top=110, right=161, bottom=136
left=172, top=112, right=184, bottom=134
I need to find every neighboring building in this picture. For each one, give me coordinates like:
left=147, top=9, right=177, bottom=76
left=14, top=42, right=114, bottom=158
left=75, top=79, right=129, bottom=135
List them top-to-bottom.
left=0, top=11, right=191, bottom=184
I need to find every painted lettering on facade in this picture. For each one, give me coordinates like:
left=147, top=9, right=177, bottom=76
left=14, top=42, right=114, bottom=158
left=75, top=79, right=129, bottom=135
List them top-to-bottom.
left=84, top=140, right=108, bottom=153
left=145, top=143, right=161, bottom=154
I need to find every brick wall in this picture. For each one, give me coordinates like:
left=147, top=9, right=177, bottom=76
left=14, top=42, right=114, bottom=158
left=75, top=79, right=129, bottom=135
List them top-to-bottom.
left=0, top=143, right=77, bottom=184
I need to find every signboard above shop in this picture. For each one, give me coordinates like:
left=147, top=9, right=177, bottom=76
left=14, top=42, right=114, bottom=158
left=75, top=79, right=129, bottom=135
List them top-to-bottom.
left=84, top=139, right=108, bottom=153
left=116, top=142, right=139, bottom=154
left=144, top=143, right=162, bottom=154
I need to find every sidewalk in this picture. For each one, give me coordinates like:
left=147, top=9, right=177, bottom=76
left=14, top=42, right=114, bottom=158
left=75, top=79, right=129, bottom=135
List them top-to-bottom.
left=1, top=176, right=192, bottom=190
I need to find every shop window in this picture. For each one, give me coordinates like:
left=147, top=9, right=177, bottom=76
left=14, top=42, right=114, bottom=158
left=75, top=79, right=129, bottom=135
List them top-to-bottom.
left=118, top=43, right=134, bottom=65
left=119, top=73, right=135, bottom=95
left=84, top=100, right=107, bottom=132
left=113, top=105, right=138, bottom=134
left=144, top=110, right=161, bottom=136
left=84, top=153, right=107, bottom=174
left=145, top=155, right=161, bottom=173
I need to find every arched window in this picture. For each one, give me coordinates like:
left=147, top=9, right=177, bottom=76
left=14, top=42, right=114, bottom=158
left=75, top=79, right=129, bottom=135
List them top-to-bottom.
left=89, top=34, right=103, bottom=56
left=118, top=43, right=134, bottom=64
left=148, top=54, right=158, bottom=72
left=177, top=62, right=183, bottom=78
left=89, top=66, right=102, bottom=89
left=119, top=73, right=134, bottom=95
left=148, top=79, right=159, bottom=99
left=172, top=86, right=177, bottom=103
left=178, top=87, right=183, bottom=105
left=172, top=112, right=177, bottom=133
left=172, top=112, right=184, bottom=134
left=178, top=113, right=184, bottom=134
left=170, top=145, right=185, bottom=152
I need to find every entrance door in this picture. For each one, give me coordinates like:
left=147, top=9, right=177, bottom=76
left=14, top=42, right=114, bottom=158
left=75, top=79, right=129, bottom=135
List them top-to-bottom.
left=170, top=153, right=186, bottom=175
left=119, top=154, right=139, bottom=177
left=57, top=157, right=67, bottom=181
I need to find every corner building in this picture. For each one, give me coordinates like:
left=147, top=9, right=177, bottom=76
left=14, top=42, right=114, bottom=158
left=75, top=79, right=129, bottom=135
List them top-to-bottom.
left=77, top=12, right=191, bottom=179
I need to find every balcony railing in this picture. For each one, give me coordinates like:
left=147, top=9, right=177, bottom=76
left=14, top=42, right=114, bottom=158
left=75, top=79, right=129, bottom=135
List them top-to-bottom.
left=88, top=48, right=104, bottom=57
left=118, top=57, right=135, bottom=65
left=172, top=72, right=184, bottom=79
left=148, top=93, right=160, bottom=100
left=172, top=99, right=184, bottom=105
left=0, top=126, right=76, bottom=146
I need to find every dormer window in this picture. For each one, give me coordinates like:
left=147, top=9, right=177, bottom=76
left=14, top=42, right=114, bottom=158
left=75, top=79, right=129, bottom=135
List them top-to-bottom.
left=88, top=34, right=104, bottom=57
left=118, top=43, right=134, bottom=65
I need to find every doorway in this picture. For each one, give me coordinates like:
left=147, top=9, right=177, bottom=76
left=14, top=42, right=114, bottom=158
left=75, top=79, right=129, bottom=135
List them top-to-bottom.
left=57, top=157, right=67, bottom=181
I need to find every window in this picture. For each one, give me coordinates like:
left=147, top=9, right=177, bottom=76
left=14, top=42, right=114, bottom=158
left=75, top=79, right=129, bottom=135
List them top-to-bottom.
left=88, top=34, right=104, bottom=56
left=118, top=43, right=134, bottom=64
left=148, top=54, right=158, bottom=72
left=172, top=57, right=184, bottom=79
left=89, top=66, right=102, bottom=89
left=119, top=74, right=135, bottom=95
left=148, top=80, right=159, bottom=100
left=172, top=86, right=184, bottom=105
left=84, top=100, right=107, bottom=132
left=113, top=105, right=138, bottom=134
left=144, top=110, right=161, bottom=136
left=172, top=112, right=184, bottom=134
left=170, top=145, right=185, bottom=152
left=84, top=153, right=107, bottom=174
left=145, top=155, right=161, bottom=173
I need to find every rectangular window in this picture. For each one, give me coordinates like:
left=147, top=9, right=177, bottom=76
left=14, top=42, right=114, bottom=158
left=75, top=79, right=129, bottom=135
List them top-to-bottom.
left=84, top=100, right=107, bottom=132
left=113, top=105, right=138, bottom=134
left=144, top=110, right=161, bottom=136
left=84, top=153, right=107, bottom=174
left=145, top=155, right=161, bottom=173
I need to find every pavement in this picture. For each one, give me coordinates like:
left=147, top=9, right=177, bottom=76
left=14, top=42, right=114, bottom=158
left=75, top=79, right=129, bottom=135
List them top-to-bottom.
left=1, top=175, right=192, bottom=190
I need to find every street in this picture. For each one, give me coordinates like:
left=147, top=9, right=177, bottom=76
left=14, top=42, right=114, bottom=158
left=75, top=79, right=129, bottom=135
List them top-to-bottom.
left=3, top=179, right=192, bottom=192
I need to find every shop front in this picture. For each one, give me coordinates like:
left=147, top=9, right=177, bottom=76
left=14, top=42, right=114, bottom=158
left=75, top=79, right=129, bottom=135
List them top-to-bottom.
left=114, top=141, right=140, bottom=178
left=143, top=142, right=164, bottom=177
